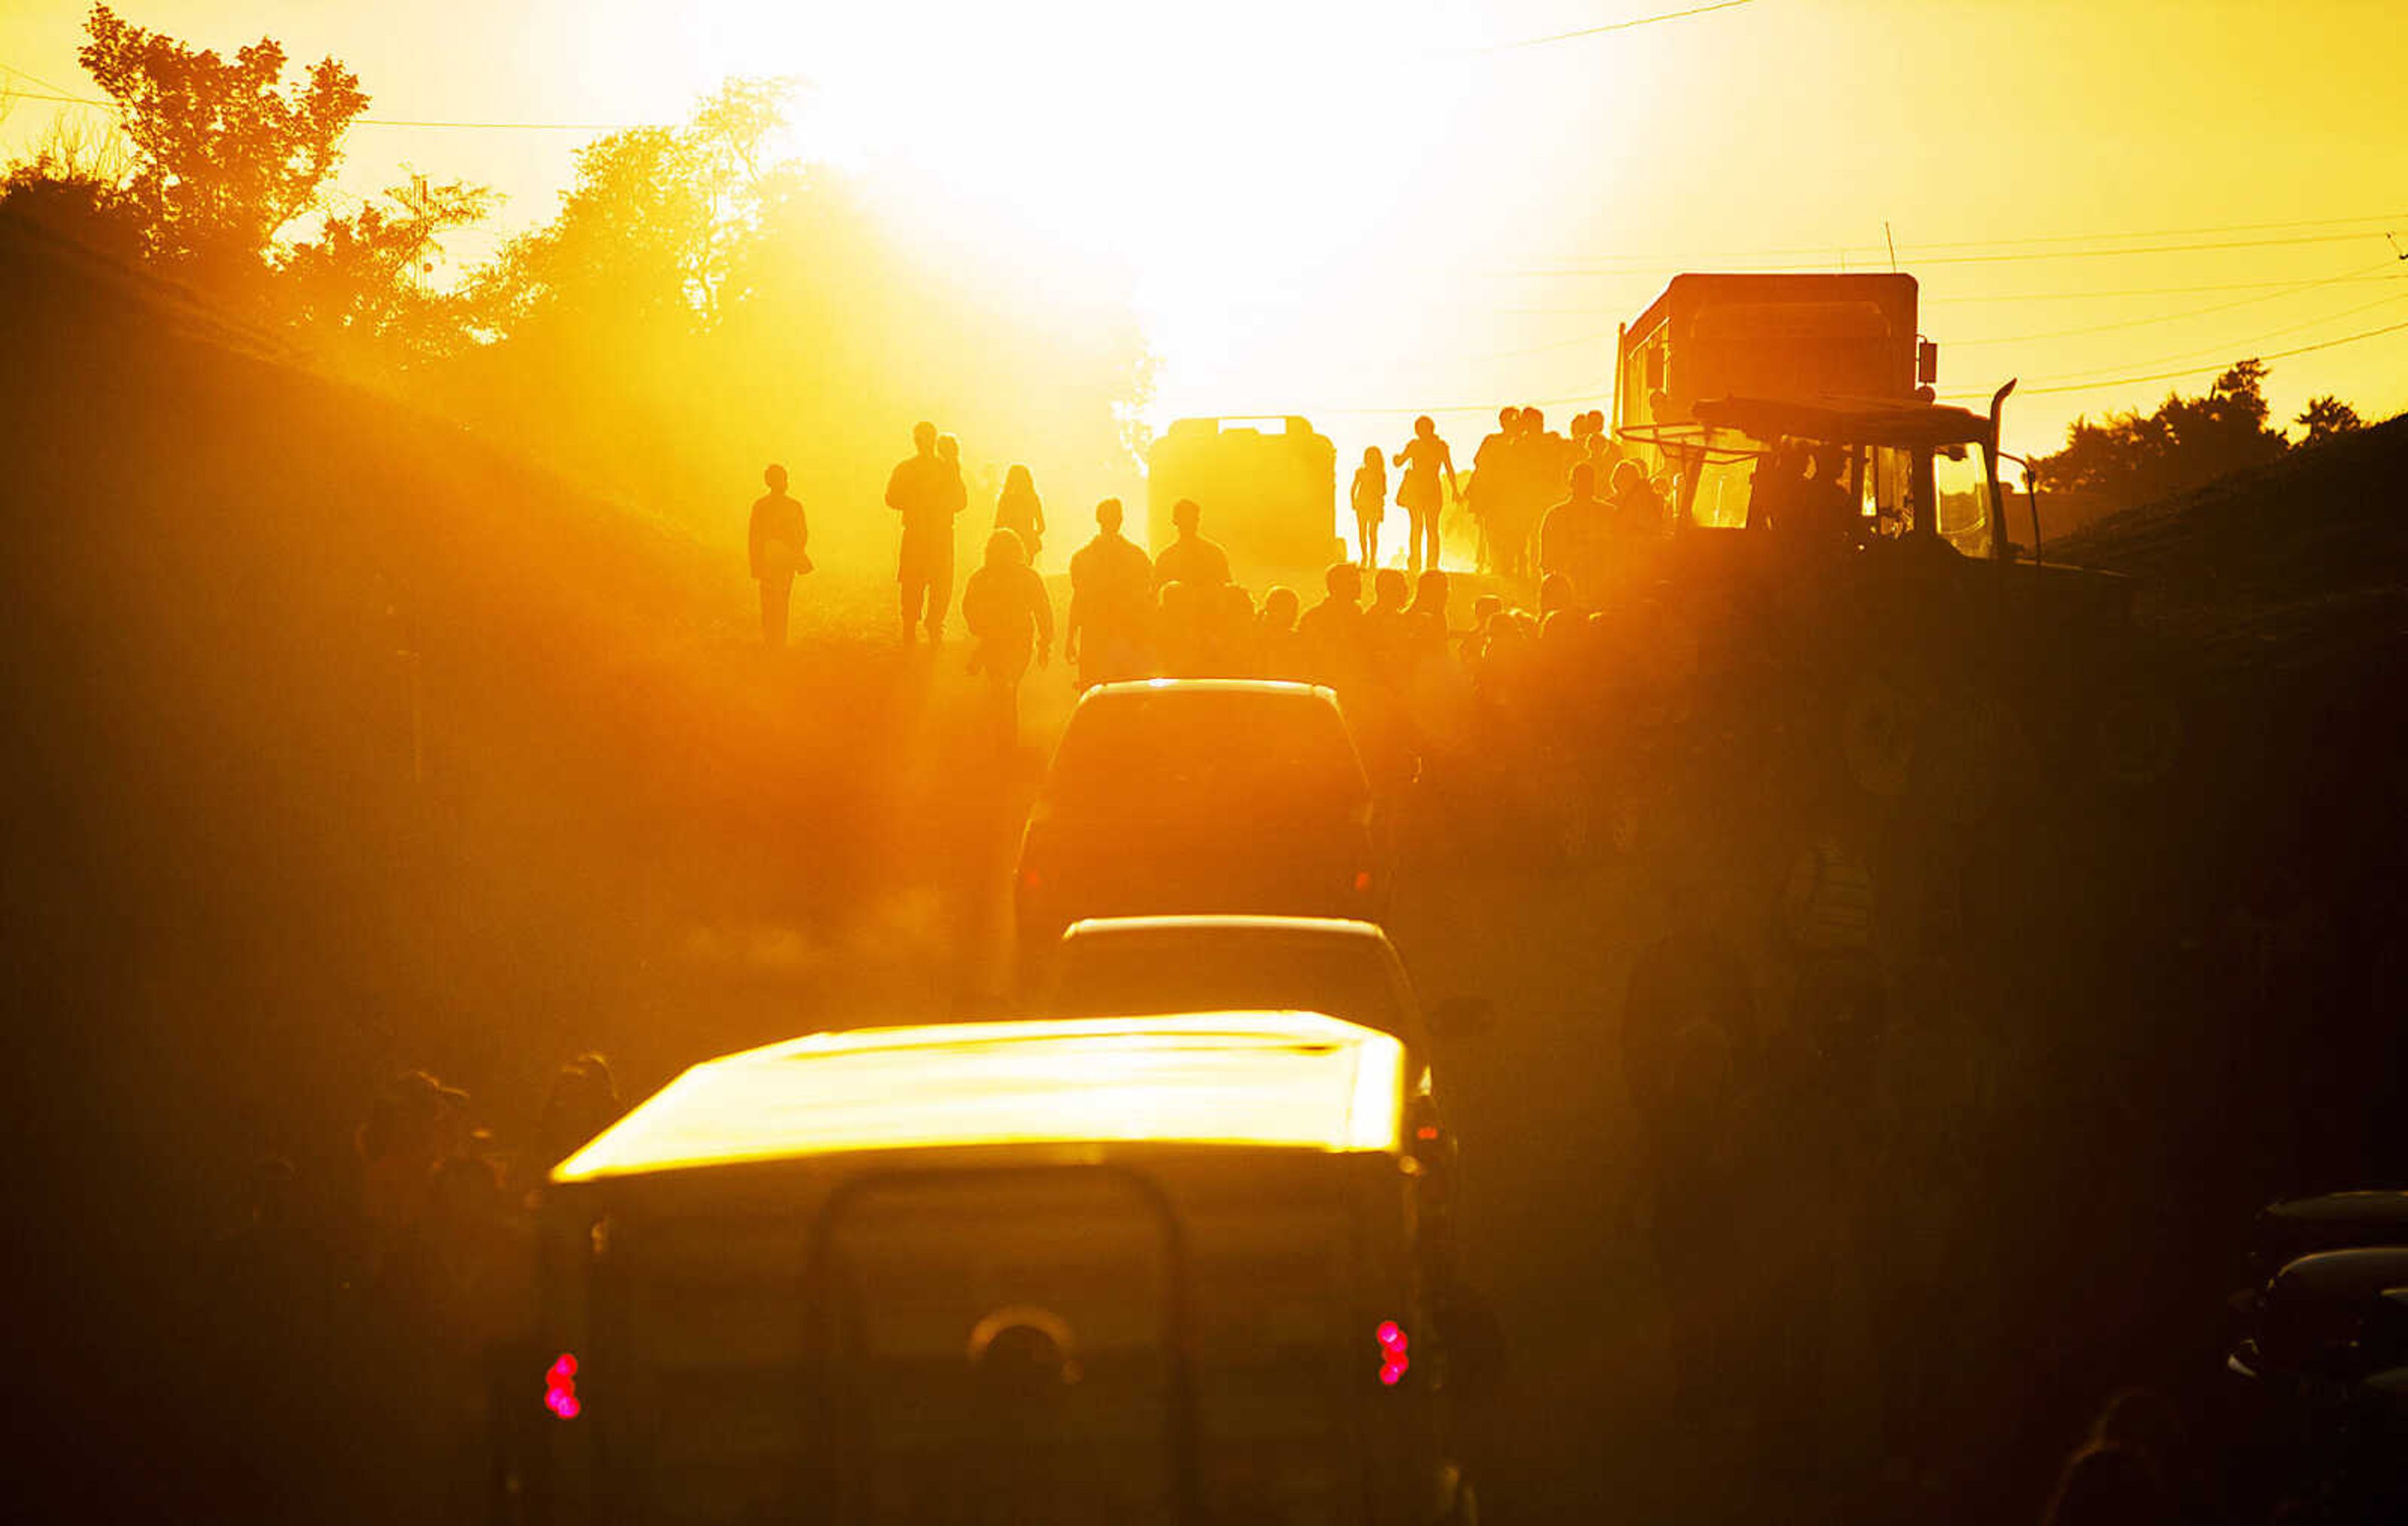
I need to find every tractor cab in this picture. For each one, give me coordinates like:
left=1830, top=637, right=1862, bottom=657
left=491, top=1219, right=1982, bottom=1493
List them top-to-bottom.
left=1623, top=384, right=2019, bottom=560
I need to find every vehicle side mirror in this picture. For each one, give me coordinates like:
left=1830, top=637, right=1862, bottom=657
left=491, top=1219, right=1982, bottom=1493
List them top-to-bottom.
left=1918, top=339, right=1940, bottom=386
left=1428, top=996, right=1494, bottom=1039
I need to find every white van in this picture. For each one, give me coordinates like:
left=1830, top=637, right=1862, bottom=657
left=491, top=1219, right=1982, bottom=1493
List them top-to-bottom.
left=522, top=1013, right=1478, bottom=1525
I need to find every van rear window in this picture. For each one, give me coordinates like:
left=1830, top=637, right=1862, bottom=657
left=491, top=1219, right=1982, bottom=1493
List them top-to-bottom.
left=1047, top=692, right=1366, bottom=817
left=1053, top=935, right=1405, bottom=1042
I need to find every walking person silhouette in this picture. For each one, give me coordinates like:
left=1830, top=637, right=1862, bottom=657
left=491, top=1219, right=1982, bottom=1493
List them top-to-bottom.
left=1393, top=415, right=1459, bottom=575
left=885, top=421, right=965, bottom=645
left=1351, top=446, right=1386, bottom=569
left=748, top=463, right=808, bottom=648
left=995, top=463, right=1046, bottom=560
left=1065, top=498, right=1155, bottom=688
left=961, top=529, right=1054, bottom=747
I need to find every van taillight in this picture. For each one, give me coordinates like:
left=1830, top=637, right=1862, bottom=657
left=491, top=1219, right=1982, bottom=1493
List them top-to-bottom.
left=1353, top=870, right=1373, bottom=893
left=1375, top=1321, right=1408, bottom=1386
left=544, top=1353, right=581, bottom=1419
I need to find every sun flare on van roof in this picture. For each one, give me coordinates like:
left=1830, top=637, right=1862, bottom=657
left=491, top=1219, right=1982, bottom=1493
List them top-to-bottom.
left=552, top=1011, right=1407, bottom=1183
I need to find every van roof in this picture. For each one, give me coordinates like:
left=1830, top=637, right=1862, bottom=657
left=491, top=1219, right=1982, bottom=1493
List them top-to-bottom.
left=1079, top=677, right=1339, bottom=703
left=1062, top=914, right=1390, bottom=944
left=552, top=1011, right=1407, bottom=1185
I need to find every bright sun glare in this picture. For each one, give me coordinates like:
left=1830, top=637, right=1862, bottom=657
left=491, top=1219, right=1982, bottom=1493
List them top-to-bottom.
left=715, top=0, right=1492, bottom=424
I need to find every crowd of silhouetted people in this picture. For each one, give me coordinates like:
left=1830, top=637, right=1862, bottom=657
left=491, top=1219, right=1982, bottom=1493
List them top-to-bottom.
left=744, top=413, right=1694, bottom=756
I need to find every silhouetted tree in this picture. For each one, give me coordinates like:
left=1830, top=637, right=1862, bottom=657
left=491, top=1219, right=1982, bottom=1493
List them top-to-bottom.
left=76, top=3, right=367, bottom=288
left=10, top=6, right=492, bottom=371
left=465, top=78, right=791, bottom=339
left=441, top=79, right=1153, bottom=544
left=0, top=112, right=141, bottom=262
left=468, top=127, right=711, bottom=338
left=281, top=174, right=494, bottom=367
left=2035, top=360, right=2291, bottom=510
left=2293, top=394, right=2364, bottom=448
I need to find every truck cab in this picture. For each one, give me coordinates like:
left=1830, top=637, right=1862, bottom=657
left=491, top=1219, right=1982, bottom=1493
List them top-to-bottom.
left=1679, top=390, right=2015, bottom=558
left=524, top=1013, right=1477, bottom=1526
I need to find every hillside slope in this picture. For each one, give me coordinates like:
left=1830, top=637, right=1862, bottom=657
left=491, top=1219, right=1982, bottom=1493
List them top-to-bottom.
left=0, top=217, right=999, bottom=1504
left=2054, top=413, right=2408, bottom=673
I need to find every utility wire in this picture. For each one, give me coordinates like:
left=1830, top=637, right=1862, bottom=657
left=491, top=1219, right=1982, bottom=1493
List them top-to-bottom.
left=1479, top=0, right=1766, bottom=53
left=1, top=62, right=82, bottom=98
left=2, top=76, right=647, bottom=133
left=1486, top=213, right=2405, bottom=273
left=1494, top=228, right=2398, bottom=277
left=1950, top=260, right=2404, bottom=347
left=1487, top=265, right=2405, bottom=350
left=1502, top=273, right=2408, bottom=313
left=1923, top=274, right=2408, bottom=304
left=1988, top=288, right=2408, bottom=389
left=1948, top=317, right=2408, bottom=401
left=1482, top=325, right=1623, bottom=361
left=1306, top=386, right=1615, bottom=418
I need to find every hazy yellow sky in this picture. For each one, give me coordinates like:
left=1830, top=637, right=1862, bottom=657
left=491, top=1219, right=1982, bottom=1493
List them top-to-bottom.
left=6, top=0, right=2403, bottom=466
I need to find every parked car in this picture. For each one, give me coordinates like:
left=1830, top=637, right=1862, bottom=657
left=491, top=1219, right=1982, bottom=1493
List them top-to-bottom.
left=1047, top=913, right=1488, bottom=1283
left=1050, top=914, right=1431, bottom=1062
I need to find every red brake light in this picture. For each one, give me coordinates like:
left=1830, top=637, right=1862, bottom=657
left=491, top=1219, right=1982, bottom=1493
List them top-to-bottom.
left=1021, top=868, right=1043, bottom=891
left=1353, top=870, right=1373, bottom=893
left=1375, top=1321, right=1408, bottom=1386
left=544, top=1352, right=581, bottom=1419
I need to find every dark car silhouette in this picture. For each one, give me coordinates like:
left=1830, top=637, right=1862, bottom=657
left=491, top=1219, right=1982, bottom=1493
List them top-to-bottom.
left=1015, top=680, right=1385, bottom=976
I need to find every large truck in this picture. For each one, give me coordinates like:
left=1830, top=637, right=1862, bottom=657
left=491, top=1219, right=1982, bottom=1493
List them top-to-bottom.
left=1592, top=271, right=2175, bottom=1009
left=1615, top=272, right=1957, bottom=535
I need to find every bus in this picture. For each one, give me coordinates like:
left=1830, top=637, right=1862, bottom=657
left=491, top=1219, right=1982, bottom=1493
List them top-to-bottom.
left=1146, top=416, right=1341, bottom=571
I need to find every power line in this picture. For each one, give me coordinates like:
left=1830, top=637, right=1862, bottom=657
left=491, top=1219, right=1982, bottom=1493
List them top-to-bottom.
left=1479, top=0, right=1766, bottom=53
left=1, top=62, right=82, bottom=98
left=1, top=77, right=647, bottom=133
left=352, top=117, right=645, bottom=132
left=1842, top=210, right=2405, bottom=256
left=1485, top=211, right=2405, bottom=273
left=1494, top=228, right=2399, bottom=278
left=1950, top=260, right=2404, bottom=347
left=1437, top=266, right=2405, bottom=376
left=1499, top=273, right=2408, bottom=313
left=1923, top=274, right=2408, bottom=304
left=1992, top=289, right=2408, bottom=389
left=1950, top=317, right=2408, bottom=401
left=1481, top=326, right=1622, bottom=361
left=1306, top=386, right=1615, bottom=418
